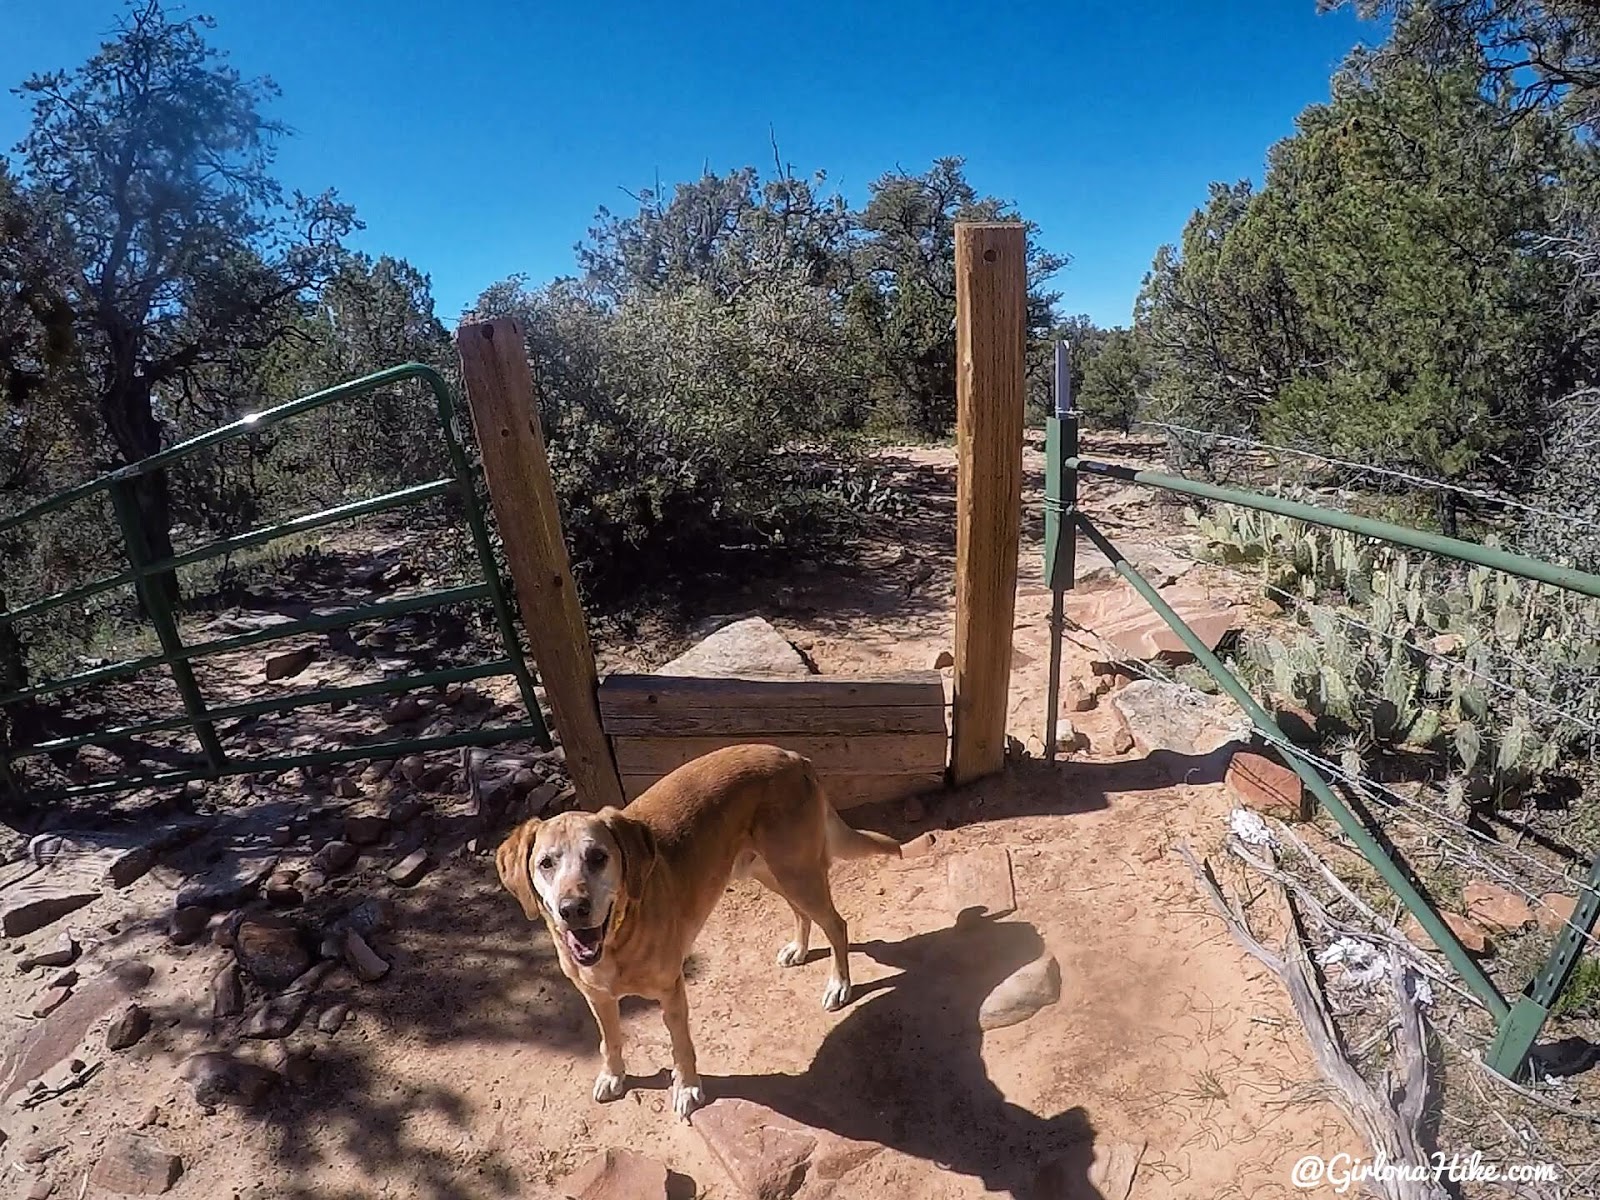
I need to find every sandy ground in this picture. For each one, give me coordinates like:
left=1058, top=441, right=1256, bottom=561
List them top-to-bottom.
left=0, top=440, right=1362, bottom=1199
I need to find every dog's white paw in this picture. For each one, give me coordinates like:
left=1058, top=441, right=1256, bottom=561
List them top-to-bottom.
left=776, top=941, right=807, bottom=967
left=822, top=976, right=852, bottom=1011
left=593, top=1071, right=626, bottom=1103
left=672, top=1080, right=706, bottom=1121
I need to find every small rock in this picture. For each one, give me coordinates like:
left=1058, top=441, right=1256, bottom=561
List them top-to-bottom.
left=264, top=647, right=316, bottom=681
left=932, top=650, right=955, bottom=670
left=1062, top=681, right=1094, bottom=712
left=443, top=685, right=465, bottom=706
left=458, top=686, right=486, bottom=712
left=384, top=697, right=425, bottom=725
left=1108, top=722, right=1135, bottom=756
left=1225, top=749, right=1310, bottom=823
left=399, top=755, right=427, bottom=782
left=362, top=760, right=395, bottom=784
left=418, top=764, right=455, bottom=791
left=511, top=768, right=540, bottom=794
left=334, top=776, right=362, bottom=799
left=182, top=779, right=208, bottom=801
left=526, top=779, right=563, bottom=815
left=388, top=797, right=424, bottom=825
left=343, top=814, right=390, bottom=846
left=268, top=824, right=296, bottom=847
left=310, top=841, right=357, bottom=874
left=1138, top=841, right=1164, bottom=863
left=108, top=845, right=157, bottom=889
left=946, top=847, right=1015, bottom=918
left=388, top=849, right=432, bottom=888
left=298, top=868, right=327, bottom=893
left=265, top=871, right=302, bottom=908
left=1464, top=881, right=1535, bottom=932
left=3, top=883, right=98, bottom=939
left=1537, top=893, right=1578, bottom=935
left=346, top=897, right=395, bottom=937
left=168, top=906, right=211, bottom=946
left=1403, top=911, right=1495, bottom=956
left=234, top=914, right=313, bottom=990
left=342, top=929, right=390, bottom=982
left=19, top=932, right=78, bottom=970
left=979, top=953, right=1062, bottom=1030
left=210, top=963, right=243, bottom=1019
left=243, top=963, right=331, bottom=1039
left=48, top=967, right=78, bottom=989
left=32, top=985, right=72, bottom=1018
left=107, top=1003, right=151, bottom=1051
left=316, top=1003, right=350, bottom=1034
left=180, top=1052, right=280, bottom=1108
left=137, top=1104, right=161, bottom=1128
left=90, top=1130, right=182, bottom=1195
left=19, top=1138, right=60, bottom=1164
left=559, top=1148, right=671, bottom=1199
left=22, top=1170, right=52, bottom=1199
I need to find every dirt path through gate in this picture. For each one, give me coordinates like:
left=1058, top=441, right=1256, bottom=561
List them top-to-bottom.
left=0, top=438, right=1361, bottom=1199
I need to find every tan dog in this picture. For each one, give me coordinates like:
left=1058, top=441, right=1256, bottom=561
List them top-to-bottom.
left=495, top=742, right=903, bottom=1119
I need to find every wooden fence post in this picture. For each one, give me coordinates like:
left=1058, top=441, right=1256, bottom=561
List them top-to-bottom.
left=950, top=223, right=1027, bottom=785
left=456, top=318, right=625, bottom=812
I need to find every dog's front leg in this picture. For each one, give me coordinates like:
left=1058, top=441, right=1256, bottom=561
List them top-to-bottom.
left=660, top=974, right=704, bottom=1120
left=582, top=987, right=627, bottom=1102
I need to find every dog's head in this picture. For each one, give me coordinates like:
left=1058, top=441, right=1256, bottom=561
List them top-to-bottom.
left=495, top=807, right=657, bottom=968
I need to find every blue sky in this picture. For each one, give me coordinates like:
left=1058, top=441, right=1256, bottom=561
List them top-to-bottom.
left=0, top=1, right=1380, bottom=328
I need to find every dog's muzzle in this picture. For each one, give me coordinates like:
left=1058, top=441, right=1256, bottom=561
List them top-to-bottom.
left=560, top=906, right=613, bottom=967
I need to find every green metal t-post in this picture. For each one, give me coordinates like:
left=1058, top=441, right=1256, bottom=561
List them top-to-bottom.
left=1043, top=341, right=1078, bottom=762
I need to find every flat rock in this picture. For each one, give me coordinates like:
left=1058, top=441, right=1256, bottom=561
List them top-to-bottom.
left=1063, top=584, right=1238, bottom=660
left=656, top=617, right=811, bottom=678
left=264, top=647, right=316, bottom=681
left=1110, top=680, right=1248, bottom=758
left=1225, top=749, right=1310, bottom=822
left=343, top=814, right=390, bottom=846
left=310, top=840, right=357, bottom=874
left=947, top=847, right=1016, bottom=918
left=387, top=848, right=432, bottom=888
left=175, top=851, right=276, bottom=910
left=2, top=880, right=99, bottom=939
left=1464, top=881, right=1535, bottom=932
left=1537, top=893, right=1578, bottom=936
left=167, top=905, right=210, bottom=946
left=1402, top=911, right=1495, bottom=957
left=234, top=914, right=313, bottom=990
left=341, top=929, right=389, bottom=982
left=19, top=932, right=78, bottom=970
left=979, top=953, right=1062, bottom=1030
left=0, top=961, right=153, bottom=1101
left=243, top=962, right=331, bottom=1038
left=32, top=985, right=72, bottom=1018
left=106, top=1003, right=151, bottom=1051
left=316, top=1003, right=350, bottom=1034
left=180, top=1052, right=281, bottom=1109
left=692, top=1097, right=882, bottom=1200
left=90, top=1130, right=182, bottom=1195
left=560, top=1148, right=672, bottom=1199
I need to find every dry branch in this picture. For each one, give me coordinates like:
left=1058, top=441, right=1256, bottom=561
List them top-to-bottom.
left=1178, top=840, right=1447, bottom=1200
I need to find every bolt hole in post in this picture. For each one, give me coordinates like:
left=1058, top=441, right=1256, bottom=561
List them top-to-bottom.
left=983, top=248, right=997, bottom=262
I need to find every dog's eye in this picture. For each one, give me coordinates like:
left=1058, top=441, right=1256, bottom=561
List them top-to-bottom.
left=584, top=847, right=609, bottom=870
left=536, top=854, right=555, bottom=872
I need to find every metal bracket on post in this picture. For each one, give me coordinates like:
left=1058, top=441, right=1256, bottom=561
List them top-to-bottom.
left=1044, top=341, right=1078, bottom=762
left=108, top=480, right=226, bottom=775
left=1487, top=857, right=1600, bottom=1080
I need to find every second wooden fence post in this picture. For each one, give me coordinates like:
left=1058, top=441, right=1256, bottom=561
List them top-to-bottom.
left=950, top=222, right=1027, bottom=785
left=456, top=318, right=625, bottom=812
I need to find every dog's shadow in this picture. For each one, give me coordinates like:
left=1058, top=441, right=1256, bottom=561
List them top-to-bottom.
left=704, top=909, right=1106, bottom=1200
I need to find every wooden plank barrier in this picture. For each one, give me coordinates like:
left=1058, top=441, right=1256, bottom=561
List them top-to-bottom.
left=598, top=672, right=949, bottom=809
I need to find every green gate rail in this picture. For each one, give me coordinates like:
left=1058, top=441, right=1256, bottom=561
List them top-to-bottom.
left=1041, top=343, right=1600, bottom=1083
left=0, top=363, right=551, bottom=804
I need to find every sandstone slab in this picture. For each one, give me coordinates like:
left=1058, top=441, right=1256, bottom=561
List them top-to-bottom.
left=657, top=617, right=810, bottom=678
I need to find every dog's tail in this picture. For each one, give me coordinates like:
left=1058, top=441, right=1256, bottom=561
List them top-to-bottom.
left=798, top=756, right=903, bottom=861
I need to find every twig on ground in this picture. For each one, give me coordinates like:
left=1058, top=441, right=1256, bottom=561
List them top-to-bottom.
left=1178, top=840, right=1447, bottom=1200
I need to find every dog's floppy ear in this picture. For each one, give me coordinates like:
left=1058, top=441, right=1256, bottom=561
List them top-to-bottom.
left=599, top=807, right=657, bottom=902
left=495, top=818, right=543, bottom=920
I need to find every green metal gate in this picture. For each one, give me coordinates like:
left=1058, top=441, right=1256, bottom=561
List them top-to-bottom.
left=1040, top=344, right=1600, bottom=1084
left=0, top=363, right=550, bottom=804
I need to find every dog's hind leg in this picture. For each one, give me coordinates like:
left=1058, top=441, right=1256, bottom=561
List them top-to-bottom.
left=748, top=856, right=813, bottom=968
left=766, top=862, right=854, bottom=1010
left=660, top=974, right=705, bottom=1120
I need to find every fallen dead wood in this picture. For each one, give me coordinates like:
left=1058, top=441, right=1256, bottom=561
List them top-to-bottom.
left=1178, top=840, right=1447, bottom=1200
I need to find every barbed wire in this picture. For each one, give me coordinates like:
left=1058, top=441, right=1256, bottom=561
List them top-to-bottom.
left=1137, top=418, right=1600, bottom=534
left=1060, top=619, right=1600, bottom=959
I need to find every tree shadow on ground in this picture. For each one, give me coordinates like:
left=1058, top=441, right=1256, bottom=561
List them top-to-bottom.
left=704, top=909, right=1104, bottom=1199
